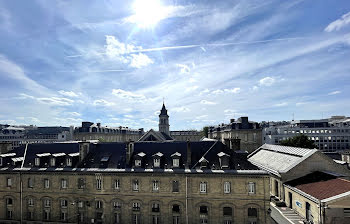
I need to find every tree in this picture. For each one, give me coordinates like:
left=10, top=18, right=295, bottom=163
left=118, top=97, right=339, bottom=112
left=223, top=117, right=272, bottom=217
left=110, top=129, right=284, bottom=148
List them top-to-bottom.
left=201, top=126, right=209, bottom=138
left=279, top=134, right=316, bottom=149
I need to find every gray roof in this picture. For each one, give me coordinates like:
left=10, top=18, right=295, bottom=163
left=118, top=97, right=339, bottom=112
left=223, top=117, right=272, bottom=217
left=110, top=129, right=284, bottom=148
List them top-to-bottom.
left=247, top=144, right=317, bottom=176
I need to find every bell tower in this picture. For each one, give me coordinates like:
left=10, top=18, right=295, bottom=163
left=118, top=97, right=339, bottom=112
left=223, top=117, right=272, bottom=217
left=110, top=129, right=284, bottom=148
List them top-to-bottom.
left=159, top=102, right=170, bottom=135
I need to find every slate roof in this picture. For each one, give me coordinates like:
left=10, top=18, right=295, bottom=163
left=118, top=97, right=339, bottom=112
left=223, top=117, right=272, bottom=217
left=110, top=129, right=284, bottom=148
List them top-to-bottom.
left=247, top=144, right=317, bottom=175
left=287, top=172, right=350, bottom=200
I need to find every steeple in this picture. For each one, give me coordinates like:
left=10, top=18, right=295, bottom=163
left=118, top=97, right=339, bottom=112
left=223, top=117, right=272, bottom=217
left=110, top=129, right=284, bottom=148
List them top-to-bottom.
left=158, top=102, right=170, bottom=135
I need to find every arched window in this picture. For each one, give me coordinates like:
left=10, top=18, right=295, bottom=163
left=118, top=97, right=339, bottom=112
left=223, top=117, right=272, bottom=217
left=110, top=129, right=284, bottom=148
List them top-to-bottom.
left=6, top=198, right=13, bottom=206
left=172, top=204, right=181, bottom=224
left=172, top=204, right=180, bottom=213
left=199, top=206, right=208, bottom=224
left=223, top=207, right=233, bottom=224
left=248, top=208, right=257, bottom=217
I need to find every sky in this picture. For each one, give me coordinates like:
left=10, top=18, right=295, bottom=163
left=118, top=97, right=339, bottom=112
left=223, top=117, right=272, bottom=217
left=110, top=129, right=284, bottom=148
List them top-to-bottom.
left=0, top=0, right=350, bottom=131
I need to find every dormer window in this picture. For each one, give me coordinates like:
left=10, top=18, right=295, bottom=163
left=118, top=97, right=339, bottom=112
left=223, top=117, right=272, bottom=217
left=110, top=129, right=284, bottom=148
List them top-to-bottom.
left=217, top=152, right=230, bottom=169
left=0, top=157, right=2, bottom=166
left=199, top=157, right=208, bottom=169
left=35, top=158, right=40, bottom=166
left=50, top=158, right=56, bottom=166
left=66, top=158, right=72, bottom=167
left=154, top=158, right=160, bottom=167
left=173, top=158, right=179, bottom=167
left=135, top=160, right=141, bottom=167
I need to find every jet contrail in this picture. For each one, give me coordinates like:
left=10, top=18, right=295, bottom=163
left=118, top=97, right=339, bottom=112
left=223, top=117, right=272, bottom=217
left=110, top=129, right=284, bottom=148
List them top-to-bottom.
left=65, top=36, right=309, bottom=58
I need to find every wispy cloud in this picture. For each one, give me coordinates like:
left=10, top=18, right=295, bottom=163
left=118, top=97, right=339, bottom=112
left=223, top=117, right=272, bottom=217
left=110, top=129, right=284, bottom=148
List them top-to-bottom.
left=325, top=11, right=350, bottom=32
left=259, top=77, right=275, bottom=86
left=112, top=89, right=146, bottom=101
left=58, top=90, right=81, bottom=98
left=328, top=90, right=341, bottom=95
left=93, top=99, right=115, bottom=107
left=200, top=100, right=216, bottom=105
left=274, top=102, right=288, bottom=107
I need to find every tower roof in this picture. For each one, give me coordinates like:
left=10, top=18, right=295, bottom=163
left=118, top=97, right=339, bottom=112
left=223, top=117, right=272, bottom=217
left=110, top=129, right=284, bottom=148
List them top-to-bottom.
left=160, top=103, right=168, bottom=116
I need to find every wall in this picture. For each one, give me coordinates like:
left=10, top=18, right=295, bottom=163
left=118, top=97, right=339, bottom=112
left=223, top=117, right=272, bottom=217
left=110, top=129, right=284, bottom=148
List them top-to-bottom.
left=0, top=171, right=270, bottom=224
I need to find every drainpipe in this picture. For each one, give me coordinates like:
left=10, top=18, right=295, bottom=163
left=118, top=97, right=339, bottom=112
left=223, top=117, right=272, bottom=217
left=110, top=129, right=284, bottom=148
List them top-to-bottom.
left=20, top=172, right=23, bottom=224
left=186, top=175, right=188, bottom=224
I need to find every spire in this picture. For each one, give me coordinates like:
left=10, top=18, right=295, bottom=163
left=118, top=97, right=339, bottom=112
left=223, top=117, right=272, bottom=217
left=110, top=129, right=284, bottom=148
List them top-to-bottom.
left=160, top=101, right=168, bottom=116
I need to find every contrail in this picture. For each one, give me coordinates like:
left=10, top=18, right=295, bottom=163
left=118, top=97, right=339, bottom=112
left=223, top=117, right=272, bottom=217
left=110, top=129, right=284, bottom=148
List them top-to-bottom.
left=65, top=36, right=309, bottom=58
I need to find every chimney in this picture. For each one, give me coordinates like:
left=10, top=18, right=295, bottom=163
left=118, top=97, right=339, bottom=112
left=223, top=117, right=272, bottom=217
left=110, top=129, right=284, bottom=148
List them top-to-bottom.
left=230, top=118, right=235, bottom=123
left=97, top=123, right=101, bottom=127
left=231, top=138, right=241, bottom=151
left=78, top=141, right=90, bottom=162
left=126, top=141, right=134, bottom=165
left=186, top=141, right=191, bottom=169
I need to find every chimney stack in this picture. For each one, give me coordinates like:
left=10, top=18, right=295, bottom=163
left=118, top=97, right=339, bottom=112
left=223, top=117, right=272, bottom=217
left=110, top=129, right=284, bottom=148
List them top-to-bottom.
left=231, top=138, right=241, bottom=151
left=78, top=141, right=90, bottom=162
left=126, top=141, right=134, bottom=165
left=186, top=141, right=191, bottom=169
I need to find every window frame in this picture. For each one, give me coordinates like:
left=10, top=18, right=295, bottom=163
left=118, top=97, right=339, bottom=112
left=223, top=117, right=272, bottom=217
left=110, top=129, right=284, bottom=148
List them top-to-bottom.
left=44, top=179, right=50, bottom=189
left=200, top=181, right=207, bottom=193
left=224, top=181, right=231, bottom=194
left=248, top=182, right=256, bottom=194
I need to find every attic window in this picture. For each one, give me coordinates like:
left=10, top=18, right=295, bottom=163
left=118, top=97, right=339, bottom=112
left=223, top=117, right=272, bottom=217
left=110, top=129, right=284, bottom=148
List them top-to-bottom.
left=199, top=157, right=208, bottom=169
left=35, top=158, right=40, bottom=166
left=50, top=158, right=56, bottom=166
left=66, top=158, right=72, bottom=167
left=154, top=158, right=160, bottom=167
left=173, top=158, right=179, bottom=167
left=135, top=159, right=141, bottom=167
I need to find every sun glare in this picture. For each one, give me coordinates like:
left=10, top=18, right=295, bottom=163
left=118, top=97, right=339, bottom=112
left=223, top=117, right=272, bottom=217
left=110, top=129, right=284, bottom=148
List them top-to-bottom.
left=131, top=0, right=169, bottom=28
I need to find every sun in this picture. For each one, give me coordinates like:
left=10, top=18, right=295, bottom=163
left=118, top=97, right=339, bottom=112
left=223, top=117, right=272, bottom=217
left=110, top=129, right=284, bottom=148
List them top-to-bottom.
left=131, top=0, right=169, bottom=28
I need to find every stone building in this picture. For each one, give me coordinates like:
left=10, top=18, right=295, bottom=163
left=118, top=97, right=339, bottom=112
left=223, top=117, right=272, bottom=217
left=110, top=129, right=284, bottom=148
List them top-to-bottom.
left=208, top=117, right=262, bottom=153
left=74, top=122, right=144, bottom=142
left=0, top=140, right=270, bottom=224
left=248, top=144, right=350, bottom=223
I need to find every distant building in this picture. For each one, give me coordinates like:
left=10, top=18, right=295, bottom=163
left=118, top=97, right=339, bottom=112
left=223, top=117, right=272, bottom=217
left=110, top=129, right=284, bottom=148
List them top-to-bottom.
left=263, top=116, right=350, bottom=151
left=208, top=117, right=262, bottom=153
left=74, top=122, right=144, bottom=142
left=0, top=125, right=73, bottom=149
left=0, top=140, right=270, bottom=224
left=248, top=144, right=350, bottom=224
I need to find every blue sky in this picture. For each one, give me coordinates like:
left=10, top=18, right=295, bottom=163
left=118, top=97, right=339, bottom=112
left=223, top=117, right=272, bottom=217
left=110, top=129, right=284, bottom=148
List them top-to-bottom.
left=0, top=0, right=350, bottom=130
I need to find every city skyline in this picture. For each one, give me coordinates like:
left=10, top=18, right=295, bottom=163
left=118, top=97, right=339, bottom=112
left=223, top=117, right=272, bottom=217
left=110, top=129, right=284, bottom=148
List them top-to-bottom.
left=0, top=0, right=350, bottom=130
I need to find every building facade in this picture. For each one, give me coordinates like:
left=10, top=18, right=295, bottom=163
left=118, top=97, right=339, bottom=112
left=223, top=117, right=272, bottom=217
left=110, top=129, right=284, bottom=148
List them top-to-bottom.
left=263, top=116, right=350, bottom=152
left=208, top=117, right=262, bottom=153
left=0, top=141, right=270, bottom=224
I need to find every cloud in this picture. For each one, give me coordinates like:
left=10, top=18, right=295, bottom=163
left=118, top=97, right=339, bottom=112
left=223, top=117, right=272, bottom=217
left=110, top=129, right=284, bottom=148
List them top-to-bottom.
left=325, top=12, right=350, bottom=32
left=105, top=35, right=153, bottom=68
left=176, top=64, right=191, bottom=74
left=259, top=77, right=275, bottom=86
left=185, top=85, right=198, bottom=92
left=252, top=86, right=259, bottom=91
left=212, top=88, right=240, bottom=94
left=112, top=89, right=146, bottom=101
left=199, top=89, right=210, bottom=96
left=58, top=90, right=81, bottom=98
left=328, top=90, right=341, bottom=95
left=37, top=97, right=74, bottom=106
left=93, top=99, right=115, bottom=106
left=200, top=100, right=216, bottom=105
left=274, top=102, right=288, bottom=107
left=296, top=102, right=307, bottom=106
left=173, top=106, right=190, bottom=112
left=224, top=109, right=237, bottom=114
left=67, top=112, right=81, bottom=116
left=124, top=114, right=134, bottom=118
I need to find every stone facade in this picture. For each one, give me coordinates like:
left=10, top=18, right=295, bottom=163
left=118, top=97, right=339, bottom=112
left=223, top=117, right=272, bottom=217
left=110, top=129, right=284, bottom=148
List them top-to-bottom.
left=0, top=171, right=270, bottom=224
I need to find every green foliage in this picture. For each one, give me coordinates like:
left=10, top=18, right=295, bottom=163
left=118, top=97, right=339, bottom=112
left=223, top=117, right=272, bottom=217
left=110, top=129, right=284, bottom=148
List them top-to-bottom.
left=201, top=126, right=209, bottom=137
left=279, top=134, right=316, bottom=149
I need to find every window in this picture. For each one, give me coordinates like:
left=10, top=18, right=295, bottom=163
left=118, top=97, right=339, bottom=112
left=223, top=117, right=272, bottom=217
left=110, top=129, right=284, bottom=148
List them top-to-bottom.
left=35, top=158, right=40, bottom=166
left=50, top=158, right=55, bottom=166
left=66, top=158, right=72, bottom=166
left=154, top=158, right=160, bottom=167
left=173, top=158, right=179, bottom=167
left=135, top=159, right=141, bottom=167
left=7, top=178, right=12, bottom=187
left=28, top=178, right=33, bottom=188
left=78, top=178, right=85, bottom=189
left=96, top=178, right=102, bottom=190
left=44, top=179, right=50, bottom=189
left=61, top=179, right=67, bottom=189
left=114, top=179, right=120, bottom=190
left=133, top=179, right=139, bottom=191
left=153, top=180, right=159, bottom=191
left=172, top=180, right=179, bottom=192
left=200, top=181, right=207, bottom=193
left=224, top=181, right=231, bottom=194
left=248, top=182, right=255, bottom=194
left=6, top=198, right=13, bottom=206
left=28, top=198, right=34, bottom=206
left=44, top=199, right=51, bottom=207
left=61, top=199, right=68, bottom=208
left=96, top=200, right=103, bottom=209
left=113, top=201, right=121, bottom=209
left=132, top=202, right=141, bottom=211
left=152, top=203, right=160, bottom=212
left=172, top=204, right=180, bottom=213
left=200, top=206, right=208, bottom=224
left=200, top=206, right=208, bottom=214
left=223, top=207, right=232, bottom=216
left=248, top=208, right=258, bottom=217
left=344, top=208, right=350, bottom=217
left=7, top=210, right=13, bottom=219
left=43, top=210, right=50, bottom=220
left=27, top=211, right=34, bottom=220
left=60, top=211, right=67, bottom=221
left=114, top=213, right=121, bottom=224
left=132, top=214, right=141, bottom=224
left=152, top=215, right=160, bottom=224
left=173, top=216, right=180, bottom=224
